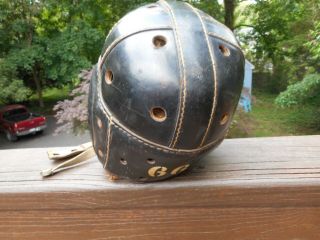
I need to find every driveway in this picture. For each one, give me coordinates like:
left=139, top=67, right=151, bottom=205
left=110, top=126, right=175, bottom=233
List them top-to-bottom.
left=0, top=116, right=90, bottom=150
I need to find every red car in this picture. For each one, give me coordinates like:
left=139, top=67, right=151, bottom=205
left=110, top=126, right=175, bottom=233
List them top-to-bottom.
left=0, top=105, right=47, bottom=141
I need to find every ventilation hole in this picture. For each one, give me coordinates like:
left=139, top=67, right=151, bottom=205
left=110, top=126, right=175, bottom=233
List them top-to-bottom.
left=153, top=36, right=167, bottom=48
left=219, top=45, right=230, bottom=57
left=105, top=70, right=113, bottom=84
left=150, top=107, right=167, bottom=122
left=220, top=114, right=229, bottom=125
left=71, top=149, right=77, bottom=152
left=53, top=153, right=59, bottom=156
left=120, top=158, right=128, bottom=166
left=147, top=158, right=156, bottom=165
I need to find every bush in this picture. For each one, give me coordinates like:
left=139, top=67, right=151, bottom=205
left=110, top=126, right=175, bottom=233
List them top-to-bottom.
left=53, top=69, right=91, bottom=135
left=275, top=74, right=320, bottom=107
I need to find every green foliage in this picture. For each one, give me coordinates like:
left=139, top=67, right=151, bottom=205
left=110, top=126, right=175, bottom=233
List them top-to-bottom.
left=0, top=0, right=162, bottom=106
left=186, top=0, right=223, bottom=22
left=242, top=0, right=320, bottom=92
left=250, top=1, right=306, bottom=59
left=275, top=18, right=320, bottom=107
left=44, top=21, right=101, bottom=84
left=306, top=21, right=320, bottom=62
left=7, top=44, right=45, bottom=71
left=0, top=60, right=32, bottom=104
left=275, top=74, right=320, bottom=107
left=0, top=79, right=32, bottom=104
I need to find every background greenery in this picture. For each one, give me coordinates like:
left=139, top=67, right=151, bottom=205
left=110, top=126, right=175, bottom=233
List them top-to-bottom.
left=0, top=0, right=319, bottom=136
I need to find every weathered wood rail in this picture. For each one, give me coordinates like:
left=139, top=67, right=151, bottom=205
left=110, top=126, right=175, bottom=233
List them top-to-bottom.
left=1, top=135, right=320, bottom=240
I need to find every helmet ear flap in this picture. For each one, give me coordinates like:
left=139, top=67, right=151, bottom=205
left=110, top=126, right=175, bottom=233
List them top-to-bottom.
left=89, top=1, right=245, bottom=182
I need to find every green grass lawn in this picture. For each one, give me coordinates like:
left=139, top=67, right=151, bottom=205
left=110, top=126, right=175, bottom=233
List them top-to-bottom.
left=27, top=87, right=70, bottom=115
left=228, top=91, right=320, bottom=138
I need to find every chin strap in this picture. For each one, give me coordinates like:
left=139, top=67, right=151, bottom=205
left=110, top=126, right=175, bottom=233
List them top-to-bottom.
left=41, top=142, right=95, bottom=177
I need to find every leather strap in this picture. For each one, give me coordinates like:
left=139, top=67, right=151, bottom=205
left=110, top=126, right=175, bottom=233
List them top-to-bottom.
left=41, top=142, right=95, bottom=177
left=47, top=142, right=93, bottom=161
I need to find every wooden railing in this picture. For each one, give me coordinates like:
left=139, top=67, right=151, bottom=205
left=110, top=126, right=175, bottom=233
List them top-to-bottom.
left=1, top=135, right=320, bottom=240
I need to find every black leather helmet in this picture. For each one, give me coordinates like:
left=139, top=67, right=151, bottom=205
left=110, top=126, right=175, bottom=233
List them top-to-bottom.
left=88, top=0, right=244, bottom=182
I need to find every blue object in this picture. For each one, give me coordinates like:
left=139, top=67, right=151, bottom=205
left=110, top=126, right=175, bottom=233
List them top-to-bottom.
left=239, top=60, right=254, bottom=112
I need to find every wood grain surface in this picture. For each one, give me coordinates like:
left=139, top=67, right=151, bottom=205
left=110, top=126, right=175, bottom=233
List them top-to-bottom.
left=1, top=135, right=320, bottom=239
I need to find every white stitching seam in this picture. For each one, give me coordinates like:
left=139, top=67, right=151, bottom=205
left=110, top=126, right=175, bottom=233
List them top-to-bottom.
left=160, top=0, right=187, bottom=148
left=185, top=4, right=218, bottom=147
left=95, top=21, right=231, bottom=155
left=96, top=70, right=222, bottom=155
left=104, top=118, right=113, bottom=168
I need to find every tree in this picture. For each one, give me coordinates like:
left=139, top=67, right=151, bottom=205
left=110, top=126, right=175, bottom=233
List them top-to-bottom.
left=0, top=0, right=45, bottom=106
left=0, top=0, right=106, bottom=106
left=1, top=0, right=163, bottom=106
left=51, top=0, right=159, bottom=133
left=187, top=0, right=223, bottom=22
left=224, top=0, right=236, bottom=30
left=241, top=0, right=320, bottom=92
left=275, top=19, right=320, bottom=111
left=306, top=21, right=320, bottom=66
left=0, top=60, right=32, bottom=104
left=54, top=69, right=91, bottom=134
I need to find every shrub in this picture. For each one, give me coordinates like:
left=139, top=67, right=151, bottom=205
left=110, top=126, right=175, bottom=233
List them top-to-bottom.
left=53, top=69, right=92, bottom=134
left=275, top=74, right=320, bottom=107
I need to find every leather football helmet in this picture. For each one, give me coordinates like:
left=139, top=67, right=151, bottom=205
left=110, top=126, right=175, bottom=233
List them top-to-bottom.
left=88, top=0, right=245, bottom=182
